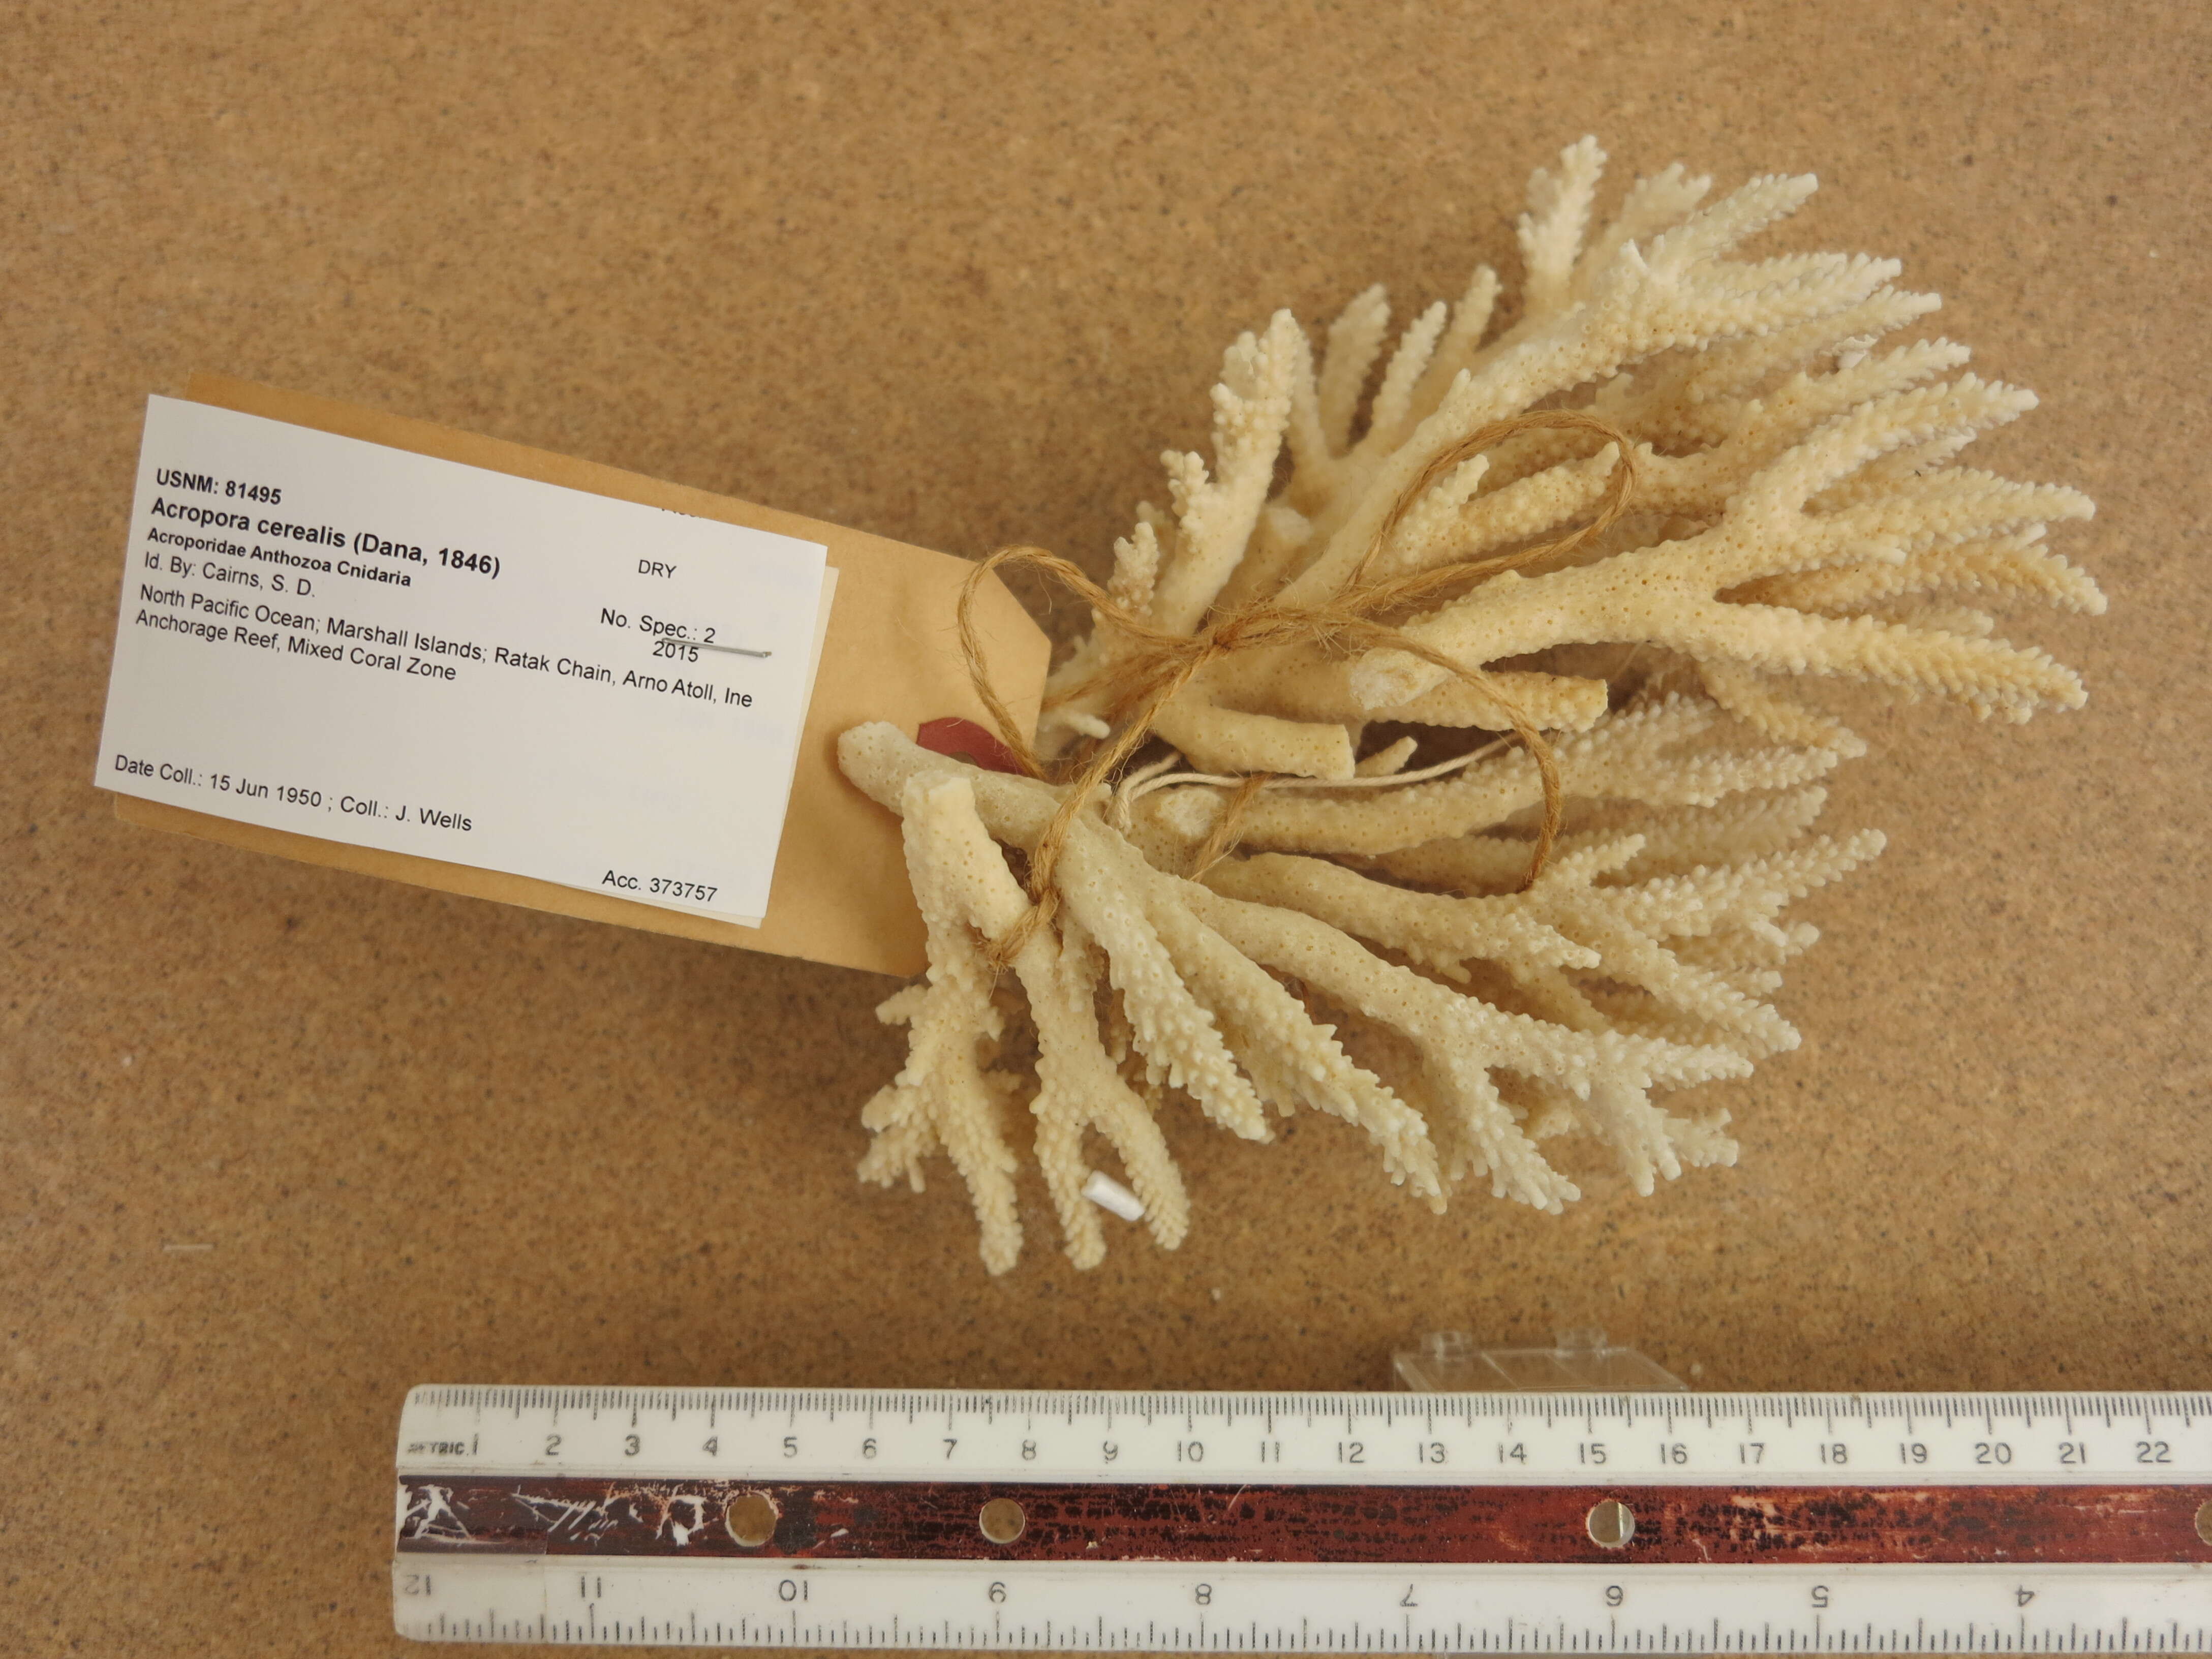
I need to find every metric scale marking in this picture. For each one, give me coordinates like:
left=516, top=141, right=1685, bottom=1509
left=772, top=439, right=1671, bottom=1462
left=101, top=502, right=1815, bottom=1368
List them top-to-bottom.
left=393, top=1387, right=2212, bottom=1649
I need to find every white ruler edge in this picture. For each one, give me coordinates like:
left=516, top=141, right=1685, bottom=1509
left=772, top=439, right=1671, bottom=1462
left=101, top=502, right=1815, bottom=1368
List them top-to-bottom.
left=396, top=1385, right=2212, bottom=1484
left=395, top=1558, right=2212, bottom=1650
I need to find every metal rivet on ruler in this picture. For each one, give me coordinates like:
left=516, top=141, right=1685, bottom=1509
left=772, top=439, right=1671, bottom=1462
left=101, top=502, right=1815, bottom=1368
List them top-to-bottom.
left=725, top=1492, right=778, bottom=1548
left=979, top=1497, right=1027, bottom=1545
left=1586, top=1498, right=1636, bottom=1549
left=2197, top=1501, right=2212, bottom=1547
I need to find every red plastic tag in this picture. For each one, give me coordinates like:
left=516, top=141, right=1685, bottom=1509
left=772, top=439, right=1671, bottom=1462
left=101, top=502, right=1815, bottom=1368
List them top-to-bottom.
left=915, top=716, right=1026, bottom=776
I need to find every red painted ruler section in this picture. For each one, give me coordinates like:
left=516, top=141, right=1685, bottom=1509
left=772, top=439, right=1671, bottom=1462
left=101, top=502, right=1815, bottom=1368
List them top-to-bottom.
left=395, top=1477, right=2212, bottom=1565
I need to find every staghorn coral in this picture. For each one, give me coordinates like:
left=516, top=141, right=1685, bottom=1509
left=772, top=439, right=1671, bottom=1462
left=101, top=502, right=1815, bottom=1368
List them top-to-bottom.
left=838, top=138, right=2101, bottom=1272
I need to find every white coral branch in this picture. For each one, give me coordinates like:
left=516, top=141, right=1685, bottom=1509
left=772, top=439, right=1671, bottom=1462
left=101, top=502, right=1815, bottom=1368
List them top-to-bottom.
left=838, top=139, right=2098, bottom=1270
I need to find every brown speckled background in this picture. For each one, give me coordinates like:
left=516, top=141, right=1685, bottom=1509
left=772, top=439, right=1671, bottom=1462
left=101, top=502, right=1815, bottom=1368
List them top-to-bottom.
left=6, top=3, right=2207, bottom=1653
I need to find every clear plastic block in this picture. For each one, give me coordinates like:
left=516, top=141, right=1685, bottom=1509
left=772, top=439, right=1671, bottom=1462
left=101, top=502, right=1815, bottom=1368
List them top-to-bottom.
left=1392, top=1327, right=1688, bottom=1392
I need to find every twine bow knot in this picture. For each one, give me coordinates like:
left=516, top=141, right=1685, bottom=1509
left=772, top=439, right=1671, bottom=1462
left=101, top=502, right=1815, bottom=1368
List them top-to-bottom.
left=953, top=411, right=1638, bottom=969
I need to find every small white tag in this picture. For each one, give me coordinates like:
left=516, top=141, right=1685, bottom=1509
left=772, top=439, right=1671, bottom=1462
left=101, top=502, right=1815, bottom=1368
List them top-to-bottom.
left=97, top=396, right=831, bottom=927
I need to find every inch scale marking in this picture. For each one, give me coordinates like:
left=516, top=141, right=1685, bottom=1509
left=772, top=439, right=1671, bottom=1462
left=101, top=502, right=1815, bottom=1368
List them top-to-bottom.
left=394, top=1387, right=2212, bottom=1649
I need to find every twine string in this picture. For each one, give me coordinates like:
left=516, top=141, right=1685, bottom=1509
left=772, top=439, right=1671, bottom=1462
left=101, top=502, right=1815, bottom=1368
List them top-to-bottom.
left=952, top=411, right=1637, bottom=968
left=1185, top=770, right=1273, bottom=882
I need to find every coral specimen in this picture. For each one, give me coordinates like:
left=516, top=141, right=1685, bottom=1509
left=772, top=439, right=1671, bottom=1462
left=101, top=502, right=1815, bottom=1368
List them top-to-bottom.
left=840, top=138, right=2100, bottom=1272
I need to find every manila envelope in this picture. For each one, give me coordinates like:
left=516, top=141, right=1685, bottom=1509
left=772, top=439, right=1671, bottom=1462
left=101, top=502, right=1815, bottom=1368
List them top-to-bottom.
left=110, top=372, right=1051, bottom=978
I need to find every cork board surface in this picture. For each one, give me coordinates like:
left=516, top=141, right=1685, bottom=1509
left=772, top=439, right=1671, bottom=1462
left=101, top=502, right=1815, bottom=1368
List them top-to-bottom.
left=5, top=3, right=2206, bottom=1653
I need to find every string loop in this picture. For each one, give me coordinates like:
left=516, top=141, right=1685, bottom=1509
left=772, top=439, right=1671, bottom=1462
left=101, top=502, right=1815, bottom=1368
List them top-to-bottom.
left=952, top=411, right=1638, bottom=968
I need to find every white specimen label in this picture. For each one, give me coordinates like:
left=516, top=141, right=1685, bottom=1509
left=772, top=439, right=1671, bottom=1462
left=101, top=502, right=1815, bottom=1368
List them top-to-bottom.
left=96, top=396, right=830, bottom=927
